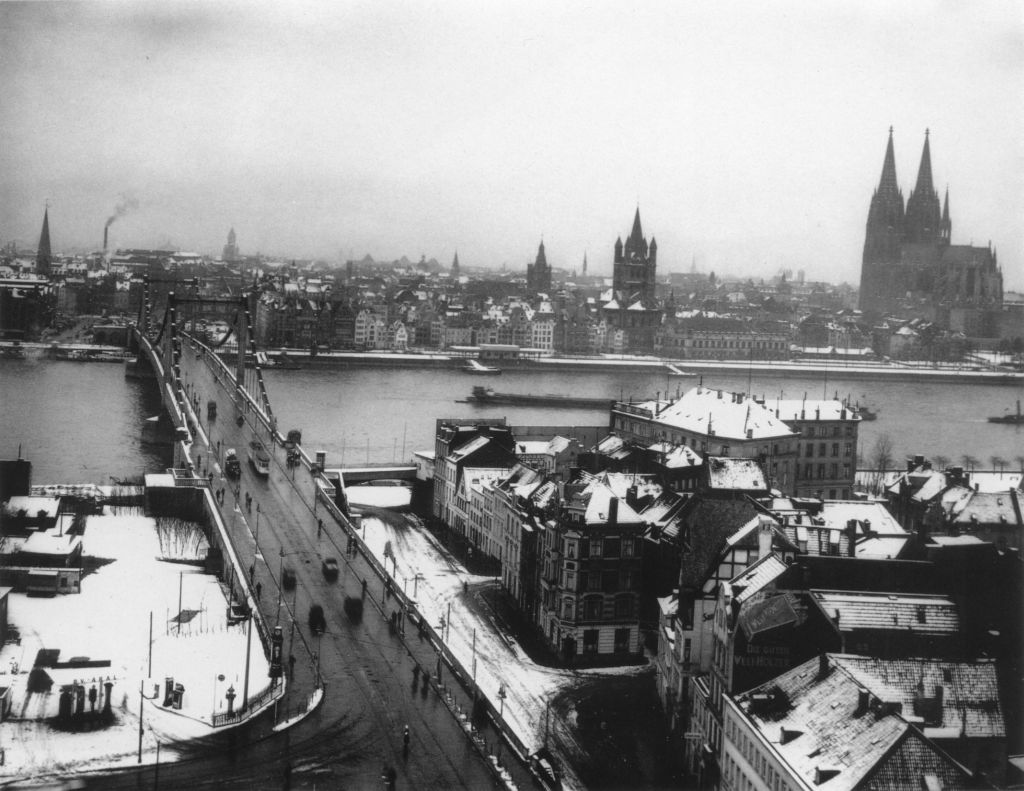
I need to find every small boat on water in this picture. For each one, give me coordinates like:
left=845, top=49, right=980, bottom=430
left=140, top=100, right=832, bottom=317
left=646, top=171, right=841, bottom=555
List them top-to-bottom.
left=257, top=350, right=301, bottom=369
left=463, top=359, right=501, bottom=374
left=467, top=385, right=613, bottom=409
left=988, top=400, right=1024, bottom=424
left=853, top=402, right=878, bottom=421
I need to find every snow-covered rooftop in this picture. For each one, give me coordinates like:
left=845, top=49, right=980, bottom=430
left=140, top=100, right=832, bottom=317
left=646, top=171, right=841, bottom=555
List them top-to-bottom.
left=628, top=387, right=799, bottom=441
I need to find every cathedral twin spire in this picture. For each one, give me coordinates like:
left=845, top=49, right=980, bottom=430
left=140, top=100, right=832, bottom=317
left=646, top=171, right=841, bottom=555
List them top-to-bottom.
left=864, top=127, right=950, bottom=263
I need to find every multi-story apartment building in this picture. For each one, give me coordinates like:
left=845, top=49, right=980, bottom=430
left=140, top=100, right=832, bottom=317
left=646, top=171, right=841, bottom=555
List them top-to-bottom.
left=656, top=316, right=790, bottom=360
left=610, top=387, right=860, bottom=498
left=611, top=387, right=800, bottom=489
left=770, top=399, right=861, bottom=499
left=431, top=419, right=514, bottom=528
left=536, top=475, right=646, bottom=664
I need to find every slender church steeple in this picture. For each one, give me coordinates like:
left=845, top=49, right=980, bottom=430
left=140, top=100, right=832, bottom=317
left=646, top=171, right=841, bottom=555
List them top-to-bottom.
left=862, top=127, right=905, bottom=267
left=905, top=129, right=943, bottom=243
left=940, top=186, right=951, bottom=243
left=36, top=206, right=52, bottom=278
left=623, top=207, right=647, bottom=260
left=451, top=251, right=460, bottom=277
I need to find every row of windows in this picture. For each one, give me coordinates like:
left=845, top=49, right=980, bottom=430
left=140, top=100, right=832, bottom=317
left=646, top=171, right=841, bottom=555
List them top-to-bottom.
left=688, top=338, right=782, bottom=348
left=803, top=424, right=855, bottom=438
left=803, top=442, right=854, bottom=458
left=800, top=463, right=850, bottom=480
left=563, top=536, right=636, bottom=560
left=562, top=568, right=636, bottom=592
left=561, top=594, right=635, bottom=620
left=581, top=627, right=632, bottom=654
left=725, top=718, right=795, bottom=791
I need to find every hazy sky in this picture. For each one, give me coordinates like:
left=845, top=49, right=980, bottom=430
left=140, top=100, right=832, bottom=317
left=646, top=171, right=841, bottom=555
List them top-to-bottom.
left=2, top=1, right=1022, bottom=287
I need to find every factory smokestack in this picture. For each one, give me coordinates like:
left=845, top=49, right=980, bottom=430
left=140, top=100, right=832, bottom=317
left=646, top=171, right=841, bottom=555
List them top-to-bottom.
left=103, top=225, right=108, bottom=252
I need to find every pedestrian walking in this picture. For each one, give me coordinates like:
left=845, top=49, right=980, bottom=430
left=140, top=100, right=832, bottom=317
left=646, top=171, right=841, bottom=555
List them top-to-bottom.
left=317, top=518, right=323, bottom=539
left=249, top=564, right=255, bottom=582
left=256, top=581, right=262, bottom=599
left=288, top=654, right=296, bottom=679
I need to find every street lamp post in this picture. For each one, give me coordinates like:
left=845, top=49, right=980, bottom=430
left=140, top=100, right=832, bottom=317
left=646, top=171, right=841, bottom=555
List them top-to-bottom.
left=254, top=503, right=261, bottom=545
left=211, top=673, right=225, bottom=719
left=137, top=680, right=160, bottom=763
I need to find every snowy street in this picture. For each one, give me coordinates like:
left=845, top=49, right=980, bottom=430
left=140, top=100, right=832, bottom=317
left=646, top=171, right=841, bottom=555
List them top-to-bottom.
left=358, top=512, right=655, bottom=791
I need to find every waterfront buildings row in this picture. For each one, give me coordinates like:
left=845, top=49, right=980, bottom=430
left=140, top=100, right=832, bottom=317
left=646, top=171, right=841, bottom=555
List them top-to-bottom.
left=7, top=197, right=1022, bottom=358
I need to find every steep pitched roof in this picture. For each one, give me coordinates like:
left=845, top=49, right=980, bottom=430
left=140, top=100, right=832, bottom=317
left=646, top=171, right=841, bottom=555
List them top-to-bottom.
left=634, top=387, right=798, bottom=442
left=678, top=497, right=761, bottom=590
left=810, top=590, right=960, bottom=636
left=735, top=654, right=980, bottom=791
left=831, top=655, right=1004, bottom=740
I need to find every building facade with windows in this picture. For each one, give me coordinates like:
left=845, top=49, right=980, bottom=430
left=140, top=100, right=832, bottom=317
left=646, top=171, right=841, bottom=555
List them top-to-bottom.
left=536, top=475, right=646, bottom=664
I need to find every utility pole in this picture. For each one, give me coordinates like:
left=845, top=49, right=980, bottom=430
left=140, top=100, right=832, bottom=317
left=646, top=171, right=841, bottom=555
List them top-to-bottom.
left=242, top=614, right=252, bottom=712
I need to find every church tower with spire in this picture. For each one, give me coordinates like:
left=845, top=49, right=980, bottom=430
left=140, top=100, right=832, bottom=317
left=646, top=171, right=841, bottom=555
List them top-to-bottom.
left=862, top=127, right=905, bottom=267
left=858, top=128, right=1001, bottom=330
left=904, top=130, right=944, bottom=244
left=36, top=207, right=52, bottom=278
left=604, top=207, right=661, bottom=352
left=612, top=207, right=657, bottom=306
left=222, top=227, right=239, bottom=262
left=526, top=239, right=551, bottom=294
left=451, top=251, right=460, bottom=278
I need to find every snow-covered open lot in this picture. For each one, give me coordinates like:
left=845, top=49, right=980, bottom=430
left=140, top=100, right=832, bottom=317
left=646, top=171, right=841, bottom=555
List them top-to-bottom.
left=0, top=511, right=272, bottom=780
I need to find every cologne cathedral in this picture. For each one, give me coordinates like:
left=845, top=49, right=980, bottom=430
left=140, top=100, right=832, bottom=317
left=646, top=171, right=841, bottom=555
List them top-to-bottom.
left=858, top=129, right=1003, bottom=335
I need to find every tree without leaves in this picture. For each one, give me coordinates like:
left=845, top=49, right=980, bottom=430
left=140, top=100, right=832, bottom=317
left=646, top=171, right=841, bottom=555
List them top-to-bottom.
left=868, top=433, right=895, bottom=495
left=933, top=455, right=950, bottom=471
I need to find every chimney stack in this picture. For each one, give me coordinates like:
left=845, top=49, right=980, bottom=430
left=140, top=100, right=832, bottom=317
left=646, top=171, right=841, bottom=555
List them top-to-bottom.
left=103, top=225, right=108, bottom=252
left=608, top=496, right=618, bottom=527
left=758, top=516, right=773, bottom=558
left=846, top=519, right=858, bottom=557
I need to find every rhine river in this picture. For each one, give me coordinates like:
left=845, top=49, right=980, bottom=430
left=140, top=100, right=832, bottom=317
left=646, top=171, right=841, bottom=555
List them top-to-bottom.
left=2, top=359, right=1022, bottom=482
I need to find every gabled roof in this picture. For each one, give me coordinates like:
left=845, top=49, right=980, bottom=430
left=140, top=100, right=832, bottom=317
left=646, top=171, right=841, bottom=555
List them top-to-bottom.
left=629, top=387, right=798, bottom=442
left=705, top=457, right=768, bottom=491
left=567, top=478, right=645, bottom=527
left=948, top=488, right=1022, bottom=527
left=678, top=497, right=762, bottom=589
left=731, top=552, right=790, bottom=604
left=810, top=590, right=960, bottom=636
left=735, top=653, right=981, bottom=791
left=831, top=655, right=1004, bottom=740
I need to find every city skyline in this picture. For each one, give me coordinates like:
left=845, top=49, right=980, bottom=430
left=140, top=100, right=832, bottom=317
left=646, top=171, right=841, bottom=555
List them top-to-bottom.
left=2, top=1, right=1022, bottom=288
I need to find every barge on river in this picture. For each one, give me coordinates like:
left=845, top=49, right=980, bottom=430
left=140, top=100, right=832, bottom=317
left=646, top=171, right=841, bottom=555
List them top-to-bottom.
left=466, top=385, right=613, bottom=409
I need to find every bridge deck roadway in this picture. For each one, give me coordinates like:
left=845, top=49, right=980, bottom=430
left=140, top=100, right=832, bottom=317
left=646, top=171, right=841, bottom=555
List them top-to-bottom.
left=176, top=346, right=516, bottom=790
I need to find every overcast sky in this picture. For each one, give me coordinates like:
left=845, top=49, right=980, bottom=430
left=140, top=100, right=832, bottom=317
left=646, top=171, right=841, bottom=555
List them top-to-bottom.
left=2, top=1, right=1022, bottom=287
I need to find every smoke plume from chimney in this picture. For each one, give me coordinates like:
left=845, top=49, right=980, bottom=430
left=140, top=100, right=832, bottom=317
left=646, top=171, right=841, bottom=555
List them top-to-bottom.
left=105, top=194, right=139, bottom=230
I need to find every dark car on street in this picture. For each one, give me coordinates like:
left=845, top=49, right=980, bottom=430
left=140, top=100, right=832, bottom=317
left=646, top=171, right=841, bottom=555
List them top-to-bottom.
left=322, top=557, right=339, bottom=580
left=308, top=604, right=326, bottom=635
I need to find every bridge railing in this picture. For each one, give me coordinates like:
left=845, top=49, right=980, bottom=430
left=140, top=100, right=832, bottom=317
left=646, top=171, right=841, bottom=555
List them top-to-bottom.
left=177, top=331, right=536, bottom=768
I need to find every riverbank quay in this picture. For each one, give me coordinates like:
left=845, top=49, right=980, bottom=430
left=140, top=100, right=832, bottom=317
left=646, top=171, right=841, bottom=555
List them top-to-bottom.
left=0, top=340, right=129, bottom=362
left=221, top=346, right=1024, bottom=385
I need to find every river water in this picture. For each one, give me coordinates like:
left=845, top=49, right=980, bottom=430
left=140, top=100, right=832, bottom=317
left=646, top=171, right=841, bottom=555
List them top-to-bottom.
left=2, top=360, right=1022, bottom=483
left=262, top=365, right=1024, bottom=471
